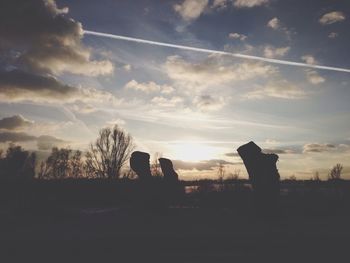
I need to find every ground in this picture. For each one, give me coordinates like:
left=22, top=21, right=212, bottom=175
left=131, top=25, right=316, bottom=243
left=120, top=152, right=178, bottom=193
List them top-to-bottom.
left=1, top=207, right=349, bottom=262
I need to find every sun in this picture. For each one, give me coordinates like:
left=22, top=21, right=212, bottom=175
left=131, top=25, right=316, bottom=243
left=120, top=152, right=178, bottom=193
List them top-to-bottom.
left=170, top=142, right=218, bottom=162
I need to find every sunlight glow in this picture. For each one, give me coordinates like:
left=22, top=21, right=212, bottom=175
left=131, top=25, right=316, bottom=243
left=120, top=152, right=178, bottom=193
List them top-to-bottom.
left=170, top=142, right=220, bottom=162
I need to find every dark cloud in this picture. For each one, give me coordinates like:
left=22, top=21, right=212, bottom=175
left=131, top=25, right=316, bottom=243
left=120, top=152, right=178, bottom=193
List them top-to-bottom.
left=0, top=0, right=113, bottom=76
left=0, top=69, right=116, bottom=103
left=0, top=69, right=79, bottom=101
left=193, top=95, right=225, bottom=111
left=0, top=115, right=33, bottom=130
left=0, top=130, right=66, bottom=150
left=0, top=131, right=37, bottom=143
left=303, top=143, right=336, bottom=153
left=226, top=147, right=296, bottom=157
left=262, top=148, right=295, bottom=154
left=225, top=152, right=239, bottom=157
left=173, top=159, right=239, bottom=171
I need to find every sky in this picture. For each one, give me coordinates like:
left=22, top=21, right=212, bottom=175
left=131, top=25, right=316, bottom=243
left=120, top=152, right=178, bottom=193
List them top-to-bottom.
left=0, top=0, right=350, bottom=180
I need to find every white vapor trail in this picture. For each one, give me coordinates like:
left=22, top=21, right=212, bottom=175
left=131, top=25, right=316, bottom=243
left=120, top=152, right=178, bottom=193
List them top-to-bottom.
left=84, top=30, right=350, bottom=73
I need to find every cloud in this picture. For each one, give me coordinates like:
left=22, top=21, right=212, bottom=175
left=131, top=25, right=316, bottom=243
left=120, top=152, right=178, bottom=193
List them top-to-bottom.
left=0, top=0, right=113, bottom=76
left=174, top=0, right=209, bottom=21
left=212, top=0, right=229, bottom=9
left=233, top=0, right=269, bottom=8
left=319, top=11, right=346, bottom=25
left=267, top=17, right=281, bottom=30
left=267, top=17, right=292, bottom=38
left=228, top=32, right=247, bottom=41
left=328, top=32, right=339, bottom=39
left=264, top=46, right=290, bottom=59
left=164, top=55, right=277, bottom=89
left=301, top=55, right=317, bottom=65
left=123, top=64, right=132, bottom=71
left=0, top=69, right=118, bottom=103
left=0, top=69, right=79, bottom=102
left=305, top=70, right=325, bottom=85
left=125, top=80, right=174, bottom=94
left=244, top=80, right=306, bottom=100
left=193, top=95, right=226, bottom=111
left=151, top=96, right=184, bottom=107
left=68, top=103, right=97, bottom=114
left=0, top=115, right=33, bottom=130
left=0, top=130, right=66, bottom=150
left=0, top=131, right=37, bottom=143
left=36, top=135, right=66, bottom=150
left=302, top=143, right=350, bottom=154
left=303, top=143, right=336, bottom=153
left=226, top=147, right=296, bottom=157
left=262, top=148, right=296, bottom=154
left=225, top=152, right=239, bottom=157
left=173, top=159, right=236, bottom=171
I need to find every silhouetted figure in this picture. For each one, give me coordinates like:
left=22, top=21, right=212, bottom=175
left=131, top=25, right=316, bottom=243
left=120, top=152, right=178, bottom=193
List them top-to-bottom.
left=237, top=141, right=280, bottom=215
left=130, top=151, right=152, bottom=180
left=159, top=158, right=179, bottom=182
left=159, top=158, right=181, bottom=206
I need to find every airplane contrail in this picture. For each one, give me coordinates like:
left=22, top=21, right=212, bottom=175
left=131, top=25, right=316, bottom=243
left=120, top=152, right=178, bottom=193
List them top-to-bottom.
left=84, top=30, right=350, bottom=73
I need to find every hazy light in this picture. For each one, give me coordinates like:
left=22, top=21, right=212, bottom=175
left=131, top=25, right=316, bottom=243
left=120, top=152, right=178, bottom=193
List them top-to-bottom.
left=170, top=142, right=221, bottom=162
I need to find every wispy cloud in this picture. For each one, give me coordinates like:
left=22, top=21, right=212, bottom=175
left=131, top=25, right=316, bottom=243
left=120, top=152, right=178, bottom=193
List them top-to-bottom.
left=228, top=32, right=248, bottom=41
left=264, top=46, right=290, bottom=59
left=164, top=55, right=277, bottom=89
left=305, top=70, right=325, bottom=85
left=125, top=80, right=174, bottom=94
left=244, top=80, right=306, bottom=100
left=193, top=95, right=227, bottom=111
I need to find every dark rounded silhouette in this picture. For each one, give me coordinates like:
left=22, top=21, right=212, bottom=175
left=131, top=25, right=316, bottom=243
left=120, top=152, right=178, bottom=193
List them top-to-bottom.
left=237, top=141, right=280, bottom=215
left=130, top=151, right=152, bottom=180
left=159, top=158, right=179, bottom=182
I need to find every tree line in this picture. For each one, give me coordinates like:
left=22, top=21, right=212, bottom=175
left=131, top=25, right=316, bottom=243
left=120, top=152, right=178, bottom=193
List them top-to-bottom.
left=0, top=124, right=345, bottom=181
left=0, top=125, right=134, bottom=181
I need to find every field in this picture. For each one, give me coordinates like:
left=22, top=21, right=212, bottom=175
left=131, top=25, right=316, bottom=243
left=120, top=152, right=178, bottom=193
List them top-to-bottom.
left=1, top=179, right=350, bottom=262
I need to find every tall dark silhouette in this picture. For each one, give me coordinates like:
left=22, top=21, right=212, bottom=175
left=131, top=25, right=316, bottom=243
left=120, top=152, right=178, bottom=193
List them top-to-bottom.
left=85, top=125, right=134, bottom=179
left=237, top=141, right=280, bottom=215
left=130, top=151, right=152, bottom=180
left=159, top=158, right=179, bottom=182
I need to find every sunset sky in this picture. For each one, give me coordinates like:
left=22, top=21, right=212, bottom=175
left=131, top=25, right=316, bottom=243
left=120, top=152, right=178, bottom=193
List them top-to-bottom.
left=0, top=0, right=349, bottom=179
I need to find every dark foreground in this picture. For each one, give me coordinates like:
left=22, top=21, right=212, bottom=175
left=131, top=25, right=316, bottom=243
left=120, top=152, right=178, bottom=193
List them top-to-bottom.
left=1, top=207, right=349, bottom=262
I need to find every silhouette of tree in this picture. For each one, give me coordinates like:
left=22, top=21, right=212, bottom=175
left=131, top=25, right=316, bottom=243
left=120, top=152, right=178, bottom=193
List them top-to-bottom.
left=85, top=125, right=134, bottom=179
left=0, top=144, right=36, bottom=181
left=38, top=147, right=72, bottom=179
left=70, top=150, right=84, bottom=178
left=23, top=152, right=36, bottom=180
left=217, top=163, right=225, bottom=181
left=217, top=163, right=226, bottom=191
left=328, top=163, right=343, bottom=180
left=228, top=169, right=240, bottom=180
